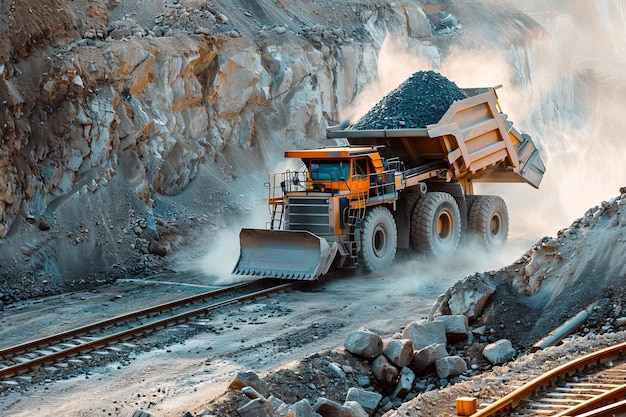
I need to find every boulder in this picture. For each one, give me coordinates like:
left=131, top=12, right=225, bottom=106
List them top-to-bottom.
left=403, top=4, right=432, bottom=38
left=430, top=273, right=496, bottom=321
left=434, top=315, right=469, bottom=342
left=401, top=320, right=447, bottom=350
left=344, top=328, right=383, bottom=358
left=382, top=338, right=414, bottom=367
left=483, top=339, right=516, bottom=365
left=410, top=343, right=448, bottom=373
left=372, top=355, right=399, bottom=383
left=435, top=355, right=468, bottom=379
left=390, top=367, right=415, bottom=400
left=228, top=370, right=270, bottom=398
left=345, top=387, right=382, bottom=415
left=236, top=397, right=273, bottom=417
left=313, top=397, right=343, bottom=417
left=276, top=398, right=317, bottom=417
left=343, top=401, right=369, bottom=417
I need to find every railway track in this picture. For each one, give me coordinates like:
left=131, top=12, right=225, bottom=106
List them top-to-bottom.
left=0, top=278, right=299, bottom=384
left=457, top=341, right=626, bottom=417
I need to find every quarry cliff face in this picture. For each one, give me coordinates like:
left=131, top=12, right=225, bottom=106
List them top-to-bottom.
left=1, top=0, right=624, bottom=301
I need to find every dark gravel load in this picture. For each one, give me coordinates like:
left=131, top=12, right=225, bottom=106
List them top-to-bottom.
left=352, top=70, right=468, bottom=130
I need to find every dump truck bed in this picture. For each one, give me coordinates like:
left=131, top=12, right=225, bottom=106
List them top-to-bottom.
left=327, top=87, right=545, bottom=188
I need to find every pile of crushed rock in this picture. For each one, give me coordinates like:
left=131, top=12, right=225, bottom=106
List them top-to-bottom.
left=352, top=71, right=468, bottom=130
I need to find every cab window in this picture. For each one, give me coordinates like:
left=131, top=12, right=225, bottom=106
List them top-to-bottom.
left=352, top=159, right=368, bottom=180
left=310, top=161, right=349, bottom=181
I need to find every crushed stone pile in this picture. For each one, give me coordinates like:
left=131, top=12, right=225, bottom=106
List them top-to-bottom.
left=352, top=70, right=468, bottom=130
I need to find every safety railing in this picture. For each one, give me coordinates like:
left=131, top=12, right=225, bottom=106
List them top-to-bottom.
left=265, top=168, right=399, bottom=230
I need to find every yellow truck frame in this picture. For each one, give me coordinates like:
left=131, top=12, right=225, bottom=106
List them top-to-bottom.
left=233, top=86, right=545, bottom=280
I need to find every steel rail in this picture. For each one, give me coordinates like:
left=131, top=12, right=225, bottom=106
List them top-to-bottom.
left=0, top=279, right=270, bottom=359
left=0, top=281, right=297, bottom=380
left=466, top=341, right=626, bottom=417
left=553, top=381, right=626, bottom=416
left=567, top=399, right=626, bottom=417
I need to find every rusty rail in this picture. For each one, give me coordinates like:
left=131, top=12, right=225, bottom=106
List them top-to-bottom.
left=0, top=280, right=297, bottom=380
left=458, top=341, right=626, bottom=416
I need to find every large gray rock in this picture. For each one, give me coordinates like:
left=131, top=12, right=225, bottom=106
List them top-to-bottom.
left=402, top=4, right=432, bottom=38
left=429, top=273, right=497, bottom=321
left=434, top=315, right=469, bottom=342
left=401, top=320, right=447, bottom=350
left=344, top=328, right=383, bottom=358
left=382, top=338, right=414, bottom=367
left=483, top=339, right=516, bottom=365
left=410, top=343, right=449, bottom=373
left=372, top=354, right=399, bottom=383
left=435, top=355, right=468, bottom=379
left=390, top=367, right=415, bottom=400
left=228, top=370, right=270, bottom=398
left=345, top=387, right=382, bottom=415
left=236, top=397, right=273, bottom=417
left=315, top=397, right=366, bottom=417
left=275, top=398, right=317, bottom=417
left=343, top=401, right=369, bottom=417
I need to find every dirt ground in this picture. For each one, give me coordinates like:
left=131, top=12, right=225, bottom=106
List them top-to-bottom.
left=0, top=243, right=525, bottom=416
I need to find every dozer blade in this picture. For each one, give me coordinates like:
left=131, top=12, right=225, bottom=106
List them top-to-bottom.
left=232, top=229, right=338, bottom=280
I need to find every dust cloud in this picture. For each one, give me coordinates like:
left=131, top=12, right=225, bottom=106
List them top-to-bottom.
left=196, top=1, right=626, bottom=285
left=346, top=1, right=626, bottom=243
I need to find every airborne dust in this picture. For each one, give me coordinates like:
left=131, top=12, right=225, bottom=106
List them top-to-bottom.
left=197, top=1, right=626, bottom=287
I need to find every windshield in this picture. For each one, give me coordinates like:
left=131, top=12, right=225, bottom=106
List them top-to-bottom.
left=310, top=161, right=350, bottom=181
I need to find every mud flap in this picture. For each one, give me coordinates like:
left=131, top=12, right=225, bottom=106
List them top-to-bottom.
left=232, top=229, right=338, bottom=280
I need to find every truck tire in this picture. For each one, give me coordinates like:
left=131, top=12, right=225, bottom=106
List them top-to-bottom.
left=411, top=192, right=461, bottom=257
left=467, top=195, right=509, bottom=249
left=360, top=206, right=397, bottom=272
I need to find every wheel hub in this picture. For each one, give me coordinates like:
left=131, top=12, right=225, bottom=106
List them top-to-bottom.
left=436, top=210, right=453, bottom=242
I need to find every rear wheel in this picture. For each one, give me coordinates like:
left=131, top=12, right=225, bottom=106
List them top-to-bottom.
left=411, top=192, right=461, bottom=257
left=467, top=195, right=509, bottom=249
left=360, top=206, right=397, bottom=272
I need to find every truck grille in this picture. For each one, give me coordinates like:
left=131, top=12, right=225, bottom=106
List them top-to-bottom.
left=287, top=198, right=330, bottom=235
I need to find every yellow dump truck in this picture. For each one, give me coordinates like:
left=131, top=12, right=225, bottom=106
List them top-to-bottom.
left=233, top=86, right=545, bottom=280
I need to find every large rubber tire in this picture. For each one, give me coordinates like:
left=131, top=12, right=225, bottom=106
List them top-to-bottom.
left=411, top=192, right=461, bottom=257
left=467, top=195, right=509, bottom=250
left=359, top=206, right=398, bottom=273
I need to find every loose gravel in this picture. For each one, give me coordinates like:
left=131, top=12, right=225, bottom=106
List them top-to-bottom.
left=352, top=70, right=468, bottom=130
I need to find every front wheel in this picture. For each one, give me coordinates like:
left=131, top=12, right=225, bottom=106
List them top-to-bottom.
left=411, top=192, right=461, bottom=257
left=467, top=195, right=509, bottom=250
left=360, top=206, right=398, bottom=273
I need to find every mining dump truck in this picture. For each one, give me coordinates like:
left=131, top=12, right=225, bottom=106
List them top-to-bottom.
left=233, top=79, right=545, bottom=280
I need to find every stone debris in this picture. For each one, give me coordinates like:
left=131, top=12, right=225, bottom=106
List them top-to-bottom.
left=429, top=273, right=497, bottom=320
left=434, top=314, right=470, bottom=342
left=401, top=320, right=447, bottom=350
left=344, top=328, right=383, bottom=358
left=382, top=339, right=413, bottom=367
left=482, top=339, right=516, bottom=365
left=411, top=343, right=449, bottom=373
left=372, top=355, right=399, bottom=383
left=435, top=355, right=468, bottom=379
left=389, top=367, right=415, bottom=400
left=228, top=370, right=270, bottom=398
left=345, top=387, right=382, bottom=415
left=236, top=397, right=273, bottom=417
left=274, top=398, right=317, bottom=417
